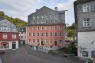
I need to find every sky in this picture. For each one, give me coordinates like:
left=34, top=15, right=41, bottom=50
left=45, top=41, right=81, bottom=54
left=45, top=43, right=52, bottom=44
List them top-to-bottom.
left=0, top=0, right=76, bottom=25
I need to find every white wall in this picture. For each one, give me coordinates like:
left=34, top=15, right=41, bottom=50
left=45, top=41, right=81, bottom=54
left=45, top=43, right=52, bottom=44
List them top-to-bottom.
left=78, top=31, right=95, bottom=58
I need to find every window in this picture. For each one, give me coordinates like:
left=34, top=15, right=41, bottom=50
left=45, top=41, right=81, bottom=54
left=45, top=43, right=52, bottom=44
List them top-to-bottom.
left=83, top=4, right=90, bottom=12
left=45, top=15, right=48, bottom=19
left=50, top=15, right=52, bottom=18
left=33, top=16, right=35, bottom=19
left=37, top=16, right=39, bottom=19
left=41, top=16, right=44, bottom=18
left=83, top=19, right=91, bottom=27
left=46, top=20, right=48, bottom=23
left=37, top=21, right=40, bottom=24
left=41, top=21, right=44, bottom=24
left=50, top=26, right=52, bottom=30
left=55, top=26, right=57, bottom=30
left=60, top=26, right=63, bottom=30
left=1, top=27, right=10, bottom=31
left=33, top=27, right=35, bottom=30
left=38, top=27, right=40, bottom=30
left=42, top=27, right=44, bottom=30
left=44, top=27, right=46, bottom=30
left=22, top=29, right=23, bottom=31
left=50, top=32, right=52, bottom=36
left=55, top=32, right=57, bottom=36
left=59, top=32, right=62, bottom=37
left=29, top=33, right=31, bottom=36
left=33, top=33, right=35, bottom=36
left=37, top=33, right=39, bottom=36
left=41, top=33, right=43, bottom=36
left=46, top=33, right=48, bottom=36
left=3, top=34, right=7, bottom=39
left=12, top=34, right=16, bottom=39
left=29, top=39, right=31, bottom=42
left=33, top=39, right=35, bottom=43
left=37, top=39, right=39, bottom=43
left=45, top=39, right=48, bottom=44
left=50, top=39, right=52, bottom=44
left=59, top=40, right=62, bottom=44
left=82, top=51, right=88, bottom=57
left=91, top=51, right=95, bottom=58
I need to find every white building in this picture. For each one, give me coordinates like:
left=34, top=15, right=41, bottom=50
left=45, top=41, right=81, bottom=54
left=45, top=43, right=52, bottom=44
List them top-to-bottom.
left=74, top=0, right=95, bottom=61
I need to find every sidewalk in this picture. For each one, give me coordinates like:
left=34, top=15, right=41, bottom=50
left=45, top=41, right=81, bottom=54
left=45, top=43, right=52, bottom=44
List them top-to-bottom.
left=0, top=58, right=2, bottom=63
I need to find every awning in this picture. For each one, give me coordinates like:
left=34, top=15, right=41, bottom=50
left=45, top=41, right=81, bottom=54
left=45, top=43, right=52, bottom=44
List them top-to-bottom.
left=1, top=42, right=8, bottom=44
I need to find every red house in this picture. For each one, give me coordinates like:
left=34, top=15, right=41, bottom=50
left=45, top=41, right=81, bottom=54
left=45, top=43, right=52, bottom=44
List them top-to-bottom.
left=26, top=6, right=66, bottom=52
left=0, top=18, right=19, bottom=50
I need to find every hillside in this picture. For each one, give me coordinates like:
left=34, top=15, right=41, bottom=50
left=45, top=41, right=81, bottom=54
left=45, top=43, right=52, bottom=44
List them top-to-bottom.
left=0, top=11, right=27, bottom=27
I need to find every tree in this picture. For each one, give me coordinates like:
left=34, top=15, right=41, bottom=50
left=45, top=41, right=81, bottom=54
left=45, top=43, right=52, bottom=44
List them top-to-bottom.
left=0, top=11, right=5, bottom=17
left=0, top=11, right=27, bottom=27
left=66, top=23, right=76, bottom=41
left=68, top=43, right=77, bottom=56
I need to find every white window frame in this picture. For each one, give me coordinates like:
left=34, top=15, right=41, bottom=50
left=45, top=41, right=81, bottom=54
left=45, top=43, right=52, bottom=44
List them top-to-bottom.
left=83, top=4, right=90, bottom=12
left=33, top=16, right=35, bottom=19
left=37, top=16, right=39, bottom=19
left=41, top=16, right=44, bottom=18
left=83, top=19, right=91, bottom=27
left=50, top=26, right=52, bottom=30
left=60, top=26, right=63, bottom=30
left=54, top=32, right=57, bottom=36
left=59, top=32, right=62, bottom=37
left=3, top=34, right=7, bottom=39
left=12, top=34, right=16, bottom=39
left=45, top=39, right=48, bottom=44
left=50, top=39, right=52, bottom=44
left=59, top=40, right=62, bottom=44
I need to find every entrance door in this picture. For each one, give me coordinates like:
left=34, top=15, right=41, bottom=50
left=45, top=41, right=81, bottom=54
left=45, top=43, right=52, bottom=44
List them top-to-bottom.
left=41, top=41, right=44, bottom=45
left=54, top=41, right=57, bottom=46
left=12, top=42, right=16, bottom=49
left=3, top=44, right=7, bottom=48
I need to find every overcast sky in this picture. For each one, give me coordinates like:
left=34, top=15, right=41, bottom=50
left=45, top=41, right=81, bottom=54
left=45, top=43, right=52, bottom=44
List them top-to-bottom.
left=0, top=0, right=76, bottom=25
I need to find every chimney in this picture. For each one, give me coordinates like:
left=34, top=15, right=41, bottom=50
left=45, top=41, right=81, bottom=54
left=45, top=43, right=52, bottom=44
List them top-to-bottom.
left=55, top=7, right=58, bottom=11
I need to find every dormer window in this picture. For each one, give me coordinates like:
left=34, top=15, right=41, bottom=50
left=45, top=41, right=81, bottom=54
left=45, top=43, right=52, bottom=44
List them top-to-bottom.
left=83, top=4, right=90, bottom=12
left=50, top=15, right=52, bottom=18
left=33, top=16, right=35, bottom=19
left=37, top=16, right=39, bottom=19
left=41, top=16, right=44, bottom=18
left=41, top=21, right=44, bottom=24
left=1, top=27, right=10, bottom=31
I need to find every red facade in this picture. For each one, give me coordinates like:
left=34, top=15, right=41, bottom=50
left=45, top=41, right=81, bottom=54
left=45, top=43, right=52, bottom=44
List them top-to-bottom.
left=26, top=24, right=65, bottom=47
left=0, top=32, right=19, bottom=41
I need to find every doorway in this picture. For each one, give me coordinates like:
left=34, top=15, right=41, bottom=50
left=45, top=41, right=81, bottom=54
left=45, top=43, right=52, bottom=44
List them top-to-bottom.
left=41, top=41, right=44, bottom=45
left=54, top=41, right=57, bottom=46
left=12, top=42, right=16, bottom=49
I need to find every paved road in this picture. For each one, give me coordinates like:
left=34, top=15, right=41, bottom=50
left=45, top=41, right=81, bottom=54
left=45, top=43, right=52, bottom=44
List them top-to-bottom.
left=0, top=45, right=83, bottom=63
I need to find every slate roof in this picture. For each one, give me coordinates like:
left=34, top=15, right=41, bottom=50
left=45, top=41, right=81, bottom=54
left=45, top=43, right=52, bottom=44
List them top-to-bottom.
left=0, top=19, right=18, bottom=32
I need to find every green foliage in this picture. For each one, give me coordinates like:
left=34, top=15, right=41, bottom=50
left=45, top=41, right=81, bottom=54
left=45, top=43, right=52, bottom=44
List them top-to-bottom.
left=0, top=11, right=27, bottom=27
left=0, top=11, right=5, bottom=17
left=66, top=23, right=76, bottom=41
left=67, top=43, right=77, bottom=56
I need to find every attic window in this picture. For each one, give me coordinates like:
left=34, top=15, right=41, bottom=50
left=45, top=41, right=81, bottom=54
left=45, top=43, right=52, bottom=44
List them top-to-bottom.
left=33, top=16, right=35, bottom=19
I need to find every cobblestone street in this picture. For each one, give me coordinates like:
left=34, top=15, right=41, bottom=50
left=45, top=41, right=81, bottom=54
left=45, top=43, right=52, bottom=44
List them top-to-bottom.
left=0, top=45, right=83, bottom=63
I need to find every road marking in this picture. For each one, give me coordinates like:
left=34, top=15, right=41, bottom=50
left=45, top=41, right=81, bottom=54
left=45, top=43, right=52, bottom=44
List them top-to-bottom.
left=0, top=58, right=2, bottom=63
